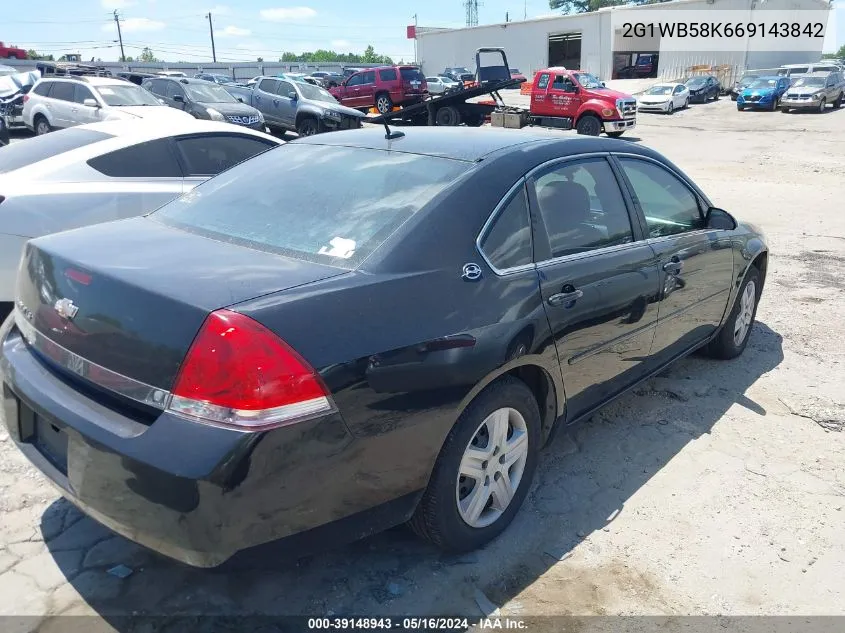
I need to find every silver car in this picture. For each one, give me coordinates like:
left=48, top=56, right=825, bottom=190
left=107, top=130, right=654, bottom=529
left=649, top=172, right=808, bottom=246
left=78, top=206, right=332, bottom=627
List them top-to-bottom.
left=780, top=71, right=844, bottom=112
left=425, top=75, right=462, bottom=95
left=0, top=120, right=282, bottom=315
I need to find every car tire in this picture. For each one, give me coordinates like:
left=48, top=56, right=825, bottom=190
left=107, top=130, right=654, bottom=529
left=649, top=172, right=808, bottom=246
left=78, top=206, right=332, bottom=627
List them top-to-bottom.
left=375, top=93, right=393, bottom=115
left=834, top=93, right=843, bottom=109
left=730, top=94, right=737, bottom=101
left=817, top=97, right=826, bottom=113
left=684, top=98, right=689, bottom=109
left=667, top=101, right=674, bottom=114
left=736, top=104, right=744, bottom=111
left=435, top=105, right=462, bottom=126
left=780, top=106, right=790, bottom=113
left=575, top=114, right=601, bottom=136
left=34, top=115, right=52, bottom=136
left=296, top=117, right=320, bottom=136
left=704, top=266, right=761, bottom=360
left=408, top=376, right=541, bottom=553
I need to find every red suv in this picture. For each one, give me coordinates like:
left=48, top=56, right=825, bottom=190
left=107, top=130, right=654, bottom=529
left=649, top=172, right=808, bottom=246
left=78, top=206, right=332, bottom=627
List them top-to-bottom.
left=330, top=66, right=427, bottom=114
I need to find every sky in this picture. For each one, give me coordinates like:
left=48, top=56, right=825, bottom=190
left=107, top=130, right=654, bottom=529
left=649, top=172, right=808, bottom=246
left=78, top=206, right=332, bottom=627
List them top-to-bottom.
left=5, top=0, right=843, bottom=64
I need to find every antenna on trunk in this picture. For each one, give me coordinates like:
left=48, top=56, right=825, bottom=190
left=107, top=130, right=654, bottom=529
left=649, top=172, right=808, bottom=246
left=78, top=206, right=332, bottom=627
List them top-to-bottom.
left=383, top=119, right=405, bottom=140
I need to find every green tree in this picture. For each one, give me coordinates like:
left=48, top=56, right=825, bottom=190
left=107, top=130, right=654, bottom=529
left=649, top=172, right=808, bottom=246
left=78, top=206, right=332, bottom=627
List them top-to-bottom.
left=835, top=44, right=845, bottom=59
left=139, top=47, right=159, bottom=63
left=26, top=49, right=55, bottom=61
left=124, top=56, right=134, bottom=62
left=257, top=56, right=264, bottom=62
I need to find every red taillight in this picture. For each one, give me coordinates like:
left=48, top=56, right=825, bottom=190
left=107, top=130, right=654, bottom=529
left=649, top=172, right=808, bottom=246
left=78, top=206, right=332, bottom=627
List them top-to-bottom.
left=23, top=95, right=29, bottom=103
left=168, top=309, right=332, bottom=430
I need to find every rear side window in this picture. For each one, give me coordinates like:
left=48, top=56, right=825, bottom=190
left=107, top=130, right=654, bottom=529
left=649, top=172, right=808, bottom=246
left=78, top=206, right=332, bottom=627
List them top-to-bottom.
left=400, top=68, right=424, bottom=82
left=379, top=69, right=398, bottom=82
left=258, top=78, right=278, bottom=93
left=32, top=82, right=51, bottom=96
left=48, top=82, right=75, bottom=102
left=165, top=82, right=184, bottom=99
left=0, top=129, right=113, bottom=174
left=175, top=135, right=275, bottom=177
left=87, top=139, right=182, bottom=178
left=154, top=144, right=470, bottom=268
left=479, top=186, right=532, bottom=271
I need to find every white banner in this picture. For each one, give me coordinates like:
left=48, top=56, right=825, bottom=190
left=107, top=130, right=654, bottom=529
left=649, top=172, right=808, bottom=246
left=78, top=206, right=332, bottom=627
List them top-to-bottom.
left=610, top=8, right=832, bottom=52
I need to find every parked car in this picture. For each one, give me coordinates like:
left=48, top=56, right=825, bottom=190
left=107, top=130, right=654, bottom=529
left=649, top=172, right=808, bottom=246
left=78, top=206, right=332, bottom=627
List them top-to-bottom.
left=0, top=42, right=26, bottom=60
left=0, top=64, right=17, bottom=76
left=330, top=66, right=427, bottom=114
left=443, top=66, right=475, bottom=84
left=342, top=67, right=364, bottom=78
left=509, top=69, right=527, bottom=83
left=729, top=69, right=780, bottom=101
left=1, top=70, right=39, bottom=135
left=114, top=71, right=158, bottom=86
left=156, top=71, right=187, bottom=78
left=306, top=71, right=344, bottom=88
left=780, top=71, right=845, bottom=113
left=194, top=73, right=236, bottom=85
left=425, top=75, right=463, bottom=95
left=684, top=75, right=720, bottom=102
left=23, top=76, right=193, bottom=135
left=226, top=76, right=364, bottom=136
left=736, top=76, right=791, bottom=111
left=142, top=77, right=265, bottom=130
left=637, top=82, right=689, bottom=114
left=0, top=120, right=281, bottom=316
left=0, top=127, right=768, bottom=567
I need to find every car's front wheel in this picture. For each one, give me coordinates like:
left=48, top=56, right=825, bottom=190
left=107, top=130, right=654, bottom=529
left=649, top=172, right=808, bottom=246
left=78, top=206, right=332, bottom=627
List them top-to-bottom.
left=817, top=97, right=826, bottom=113
left=667, top=101, right=674, bottom=114
left=575, top=114, right=601, bottom=136
left=296, top=117, right=319, bottom=136
left=705, top=266, right=761, bottom=360
left=409, top=377, right=540, bottom=552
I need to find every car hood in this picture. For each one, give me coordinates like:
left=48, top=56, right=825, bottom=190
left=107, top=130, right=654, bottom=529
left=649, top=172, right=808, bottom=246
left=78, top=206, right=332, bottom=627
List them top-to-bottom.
left=686, top=84, right=708, bottom=92
left=584, top=87, right=634, bottom=101
left=741, top=87, right=776, bottom=96
left=785, top=88, right=822, bottom=96
left=639, top=93, right=673, bottom=103
left=302, top=98, right=365, bottom=118
left=195, top=101, right=261, bottom=116
left=109, top=105, right=194, bottom=120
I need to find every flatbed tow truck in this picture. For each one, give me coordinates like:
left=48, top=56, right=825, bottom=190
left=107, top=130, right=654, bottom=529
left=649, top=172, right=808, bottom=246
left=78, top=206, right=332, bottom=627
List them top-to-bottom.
left=371, top=48, right=637, bottom=137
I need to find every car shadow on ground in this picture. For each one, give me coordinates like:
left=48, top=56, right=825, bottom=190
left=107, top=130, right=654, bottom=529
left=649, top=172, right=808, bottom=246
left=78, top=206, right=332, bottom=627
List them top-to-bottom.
left=40, top=322, right=783, bottom=626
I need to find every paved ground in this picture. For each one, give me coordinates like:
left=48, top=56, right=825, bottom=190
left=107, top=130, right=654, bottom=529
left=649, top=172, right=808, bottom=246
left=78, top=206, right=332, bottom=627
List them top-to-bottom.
left=1, top=98, right=845, bottom=630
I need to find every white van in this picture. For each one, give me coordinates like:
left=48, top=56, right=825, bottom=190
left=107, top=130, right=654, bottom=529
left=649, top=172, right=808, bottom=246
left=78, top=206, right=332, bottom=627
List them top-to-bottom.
left=777, top=63, right=842, bottom=78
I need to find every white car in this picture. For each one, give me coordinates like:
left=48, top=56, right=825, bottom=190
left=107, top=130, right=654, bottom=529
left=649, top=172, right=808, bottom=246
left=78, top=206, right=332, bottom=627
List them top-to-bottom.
left=425, top=75, right=462, bottom=95
left=23, top=76, right=193, bottom=135
left=637, top=83, right=690, bottom=114
left=0, top=120, right=282, bottom=313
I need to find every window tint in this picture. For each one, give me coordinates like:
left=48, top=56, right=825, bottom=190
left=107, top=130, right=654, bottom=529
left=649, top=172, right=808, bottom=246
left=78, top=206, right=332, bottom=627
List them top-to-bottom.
left=791, top=67, right=809, bottom=74
left=379, top=68, right=398, bottom=81
left=400, top=68, right=424, bottom=82
left=362, top=71, right=376, bottom=84
left=537, top=73, right=550, bottom=90
left=346, top=74, right=363, bottom=87
left=258, top=78, right=278, bottom=93
left=276, top=80, right=295, bottom=98
left=32, top=82, right=51, bottom=96
left=48, top=82, right=75, bottom=102
left=165, top=82, right=184, bottom=99
left=73, top=84, right=95, bottom=104
left=0, top=129, right=113, bottom=174
left=175, top=134, right=275, bottom=177
left=87, top=139, right=182, bottom=178
left=154, top=145, right=469, bottom=268
left=534, top=158, right=633, bottom=259
left=618, top=158, right=704, bottom=238
left=480, top=186, right=532, bottom=271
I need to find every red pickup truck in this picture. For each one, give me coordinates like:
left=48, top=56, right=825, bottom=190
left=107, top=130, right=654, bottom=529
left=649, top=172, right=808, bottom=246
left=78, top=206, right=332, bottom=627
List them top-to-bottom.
left=0, top=42, right=26, bottom=60
left=330, top=65, right=428, bottom=114
left=530, top=67, right=637, bottom=137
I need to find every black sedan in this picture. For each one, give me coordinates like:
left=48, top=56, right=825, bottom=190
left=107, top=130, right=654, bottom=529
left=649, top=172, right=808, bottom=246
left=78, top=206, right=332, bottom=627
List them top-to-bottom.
left=685, top=75, right=721, bottom=102
left=0, top=128, right=768, bottom=567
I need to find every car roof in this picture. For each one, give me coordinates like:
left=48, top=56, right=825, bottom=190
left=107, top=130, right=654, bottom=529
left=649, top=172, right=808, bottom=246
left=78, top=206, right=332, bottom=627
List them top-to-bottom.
left=38, top=76, right=129, bottom=86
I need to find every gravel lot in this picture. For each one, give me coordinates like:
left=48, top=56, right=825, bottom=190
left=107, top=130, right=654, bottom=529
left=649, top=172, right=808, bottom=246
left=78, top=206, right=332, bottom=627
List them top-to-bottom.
left=1, top=98, right=844, bottom=628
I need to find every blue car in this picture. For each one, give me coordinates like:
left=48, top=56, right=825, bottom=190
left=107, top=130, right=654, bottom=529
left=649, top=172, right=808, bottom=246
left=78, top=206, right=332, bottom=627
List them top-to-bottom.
left=737, top=76, right=791, bottom=111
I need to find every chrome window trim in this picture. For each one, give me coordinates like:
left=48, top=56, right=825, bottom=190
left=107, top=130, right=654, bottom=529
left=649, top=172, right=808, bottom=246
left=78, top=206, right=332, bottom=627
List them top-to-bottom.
left=524, top=151, right=611, bottom=181
left=475, top=178, right=535, bottom=277
left=535, top=240, right=646, bottom=269
left=13, top=306, right=171, bottom=411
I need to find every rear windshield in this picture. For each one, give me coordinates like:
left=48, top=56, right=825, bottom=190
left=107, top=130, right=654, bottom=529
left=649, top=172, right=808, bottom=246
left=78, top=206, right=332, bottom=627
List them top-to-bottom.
left=400, top=68, right=424, bottom=82
left=0, top=128, right=113, bottom=174
left=153, top=144, right=470, bottom=268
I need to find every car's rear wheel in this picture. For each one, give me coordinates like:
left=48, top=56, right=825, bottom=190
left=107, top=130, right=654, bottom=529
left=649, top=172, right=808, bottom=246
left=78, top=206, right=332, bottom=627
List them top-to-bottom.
left=375, top=93, right=393, bottom=115
left=817, top=97, right=826, bottom=113
left=435, top=105, right=462, bottom=126
left=575, top=114, right=601, bottom=136
left=34, top=115, right=51, bottom=136
left=296, top=117, right=319, bottom=136
left=704, top=266, right=761, bottom=360
left=408, top=377, right=540, bottom=552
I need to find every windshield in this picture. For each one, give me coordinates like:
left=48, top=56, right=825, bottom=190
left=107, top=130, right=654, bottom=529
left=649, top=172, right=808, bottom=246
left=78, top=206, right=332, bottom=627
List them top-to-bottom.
left=575, top=72, right=603, bottom=88
left=739, top=74, right=759, bottom=83
left=686, top=77, right=707, bottom=87
left=792, top=77, right=825, bottom=87
left=749, top=78, right=777, bottom=89
left=296, top=81, right=338, bottom=103
left=185, top=82, right=238, bottom=103
left=95, top=84, right=161, bottom=106
left=645, top=85, right=674, bottom=95
left=153, top=144, right=470, bottom=269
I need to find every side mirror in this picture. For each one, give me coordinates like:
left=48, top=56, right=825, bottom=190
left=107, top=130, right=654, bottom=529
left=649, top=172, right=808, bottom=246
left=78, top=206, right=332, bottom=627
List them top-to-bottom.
left=600, top=81, right=606, bottom=87
left=289, top=92, right=298, bottom=100
left=173, top=95, right=185, bottom=103
left=236, top=97, right=244, bottom=103
left=82, top=98, right=99, bottom=108
left=705, top=207, right=737, bottom=230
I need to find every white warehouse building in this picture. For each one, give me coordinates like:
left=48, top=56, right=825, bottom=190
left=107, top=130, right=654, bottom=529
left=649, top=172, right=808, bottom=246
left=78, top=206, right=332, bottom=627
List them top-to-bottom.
left=416, top=0, right=832, bottom=83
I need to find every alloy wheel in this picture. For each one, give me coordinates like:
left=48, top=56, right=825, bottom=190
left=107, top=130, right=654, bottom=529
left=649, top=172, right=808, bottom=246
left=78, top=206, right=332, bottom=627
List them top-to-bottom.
left=376, top=96, right=392, bottom=114
left=818, top=97, right=826, bottom=113
left=667, top=101, right=674, bottom=114
left=36, top=120, right=50, bottom=135
left=733, top=280, right=757, bottom=346
left=456, top=407, right=529, bottom=528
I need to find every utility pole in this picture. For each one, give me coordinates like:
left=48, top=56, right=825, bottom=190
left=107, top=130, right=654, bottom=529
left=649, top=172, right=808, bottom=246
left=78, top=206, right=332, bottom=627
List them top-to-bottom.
left=524, top=0, right=527, bottom=20
left=113, top=9, right=125, bottom=62
left=206, top=12, right=217, bottom=63
left=413, top=13, right=418, bottom=64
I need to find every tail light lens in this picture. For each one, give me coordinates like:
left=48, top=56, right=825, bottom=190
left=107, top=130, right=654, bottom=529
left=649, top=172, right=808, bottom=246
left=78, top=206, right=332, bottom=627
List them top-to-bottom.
left=23, top=95, right=29, bottom=103
left=168, top=309, right=333, bottom=431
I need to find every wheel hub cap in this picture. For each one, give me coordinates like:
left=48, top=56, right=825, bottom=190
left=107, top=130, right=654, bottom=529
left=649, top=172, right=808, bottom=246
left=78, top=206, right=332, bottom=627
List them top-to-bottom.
left=733, top=280, right=756, bottom=346
left=456, top=407, right=529, bottom=528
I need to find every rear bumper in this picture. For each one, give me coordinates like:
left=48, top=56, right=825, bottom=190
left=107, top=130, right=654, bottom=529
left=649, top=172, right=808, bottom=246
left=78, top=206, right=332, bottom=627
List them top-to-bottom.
left=0, top=316, right=414, bottom=567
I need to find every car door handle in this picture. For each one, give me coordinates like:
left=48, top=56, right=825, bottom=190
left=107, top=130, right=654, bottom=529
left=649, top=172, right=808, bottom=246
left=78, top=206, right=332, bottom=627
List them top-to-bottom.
left=547, top=289, right=583, bottom=307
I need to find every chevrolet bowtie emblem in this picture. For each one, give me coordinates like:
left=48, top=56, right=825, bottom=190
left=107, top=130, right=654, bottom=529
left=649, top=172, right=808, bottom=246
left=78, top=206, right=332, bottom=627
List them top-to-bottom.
left=54, top=298, right=79, bottom=320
